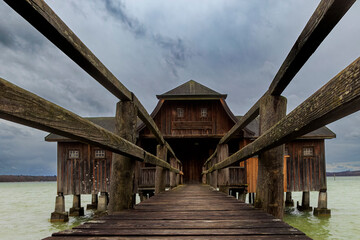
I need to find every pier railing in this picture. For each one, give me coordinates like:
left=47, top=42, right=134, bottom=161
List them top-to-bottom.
left=0, top=0, right=182, bottom=212
left=203, top=0, right=358, bottom=218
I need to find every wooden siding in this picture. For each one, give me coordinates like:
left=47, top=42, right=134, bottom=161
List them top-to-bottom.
left=140, top=100, right=235, bottom=138
left=245, top=140, right=326, bottom=193
left=57, top=142, right=112, bottom=195
left=228, top=166, right=246, bottom=186
left=138, top=167, right=170, bottom=189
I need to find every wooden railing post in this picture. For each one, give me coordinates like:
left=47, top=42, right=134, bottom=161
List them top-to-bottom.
left=255, top=95, right=286, bottom=219
left=108, top=100, right=137, bottom=213
left=155, top=144, right=168, bottom=194
left=217, top=144, right=229, bottom=194
left=210, top=156, right=218, bottom=189
left=169, top=157, right=177, bottom=189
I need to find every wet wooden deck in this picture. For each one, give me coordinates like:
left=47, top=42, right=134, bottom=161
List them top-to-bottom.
left=44, top=184, right=310, bottom=239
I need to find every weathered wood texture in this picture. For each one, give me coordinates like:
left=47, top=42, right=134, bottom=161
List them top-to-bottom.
left=3, top=0, right=180, bottom=163
left=217, top=0, right=355, bottom=145
left=269, top=0, right=356, bottom=96
left=207, top=57, right=360, bottom=172
left=0, top=78, right=179, bottom=174
left=255, top=95, right=286, bottom=219
left=140, top=100, right=237, bottom=138
left=109, top=101, right=137, bottom=213
left=57, top=143, right=111, bottom=195
left=217, top=144, right=229, bottom=191
left=155, top=145, right=168, bottom=194
left=228, top=166, right=246, bottom=186
left=44, top=184, right=310, bottom=240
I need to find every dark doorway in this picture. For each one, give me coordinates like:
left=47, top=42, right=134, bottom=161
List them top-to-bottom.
left=168, top=139, right=217, bottom=184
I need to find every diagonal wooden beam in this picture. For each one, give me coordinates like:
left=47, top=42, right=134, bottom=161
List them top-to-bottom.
left=4, top=0, right=181, bottom=162
left=217, top=0, right=355, bottom=145
left=269, top=0, right=356, bottom=96
left=206, top=57, right=360, bottom=173
left=0, top=77, right=180, bottom=174
left=219, top=92, right=264, bottom=145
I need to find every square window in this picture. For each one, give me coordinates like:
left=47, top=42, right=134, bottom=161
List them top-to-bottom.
left=177, top=108, right=184, bottom=118
left=200, top=108, right=207, bottom=117
left=303, top=147, right=314, bottom=156
left=95, top=149, right=105, bottom=158
left=68, top=150, right=79, bottom=159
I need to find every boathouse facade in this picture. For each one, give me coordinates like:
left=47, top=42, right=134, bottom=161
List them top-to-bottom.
left=45, top=80, right=335, bottom=217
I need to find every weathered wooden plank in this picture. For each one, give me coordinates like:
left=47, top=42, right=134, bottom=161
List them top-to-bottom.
left=4, top=0, right=181, bottom=167
left=4, top=0, right=132, bottom=100
left=269, top=0, right=356, bottom=95
left=210, top=57, right=360, bottom=172
left=0, top=78, right=180, bottom=173
left=219, top=95, right=262, bottom=144
left=45, top=184, right=309, bottom=240
left=44, top=236, right=311, bottom=240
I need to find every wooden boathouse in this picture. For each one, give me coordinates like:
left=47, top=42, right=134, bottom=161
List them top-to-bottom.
left=0, top=0, right=358, bottom=239
left=45, top=80, right=336, bottom=218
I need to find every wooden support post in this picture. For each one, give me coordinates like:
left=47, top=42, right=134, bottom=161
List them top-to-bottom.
left=255, top=95, right=286, bottom=219
left=108, top=100, right=137, bottom=213
left=155, top=144, right=168, bottom=194
left=217, top=144, right=229, bottom=194
left=210, top=156, right=218, bottom=190
left=169, top=157, right=177, bottom=189
left=176, top=163, right=180, bottom=186
left=180, top=165, right=184, bottom=185
left=314, top=189, right=331, bottom=216
left=297, top=191, right=312, bottom=211
left=97, top=192, right=108, bottom=212
left=285, top=192, right=294, bottom=207
left=50, top=193, right=68, bottom=222
left=87, top=193, right=98, bottom=210
left=69, top=194, right=84, bottom=216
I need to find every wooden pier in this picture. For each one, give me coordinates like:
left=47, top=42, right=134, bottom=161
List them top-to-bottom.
left=44, top=184, right=309, bottom=240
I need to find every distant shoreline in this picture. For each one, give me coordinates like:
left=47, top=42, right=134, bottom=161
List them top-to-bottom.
left=326, top=170, right=360, bottom=177
left=0, top=175, right=57, bottom=182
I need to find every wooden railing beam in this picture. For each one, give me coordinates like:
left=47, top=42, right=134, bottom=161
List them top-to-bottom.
left=4, top=0, right=181, bottom=165
left=268, top=0, right=356, bottom=96
left=207, top=57, right=360, bottom=173
left=0, top=77, right=180, bottom=174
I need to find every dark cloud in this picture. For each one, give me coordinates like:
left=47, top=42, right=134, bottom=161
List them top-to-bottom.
left=103, top=0, right=146, bottom=37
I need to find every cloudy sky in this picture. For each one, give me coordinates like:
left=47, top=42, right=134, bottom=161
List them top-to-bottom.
left=0, top=0, right=359, bottom=175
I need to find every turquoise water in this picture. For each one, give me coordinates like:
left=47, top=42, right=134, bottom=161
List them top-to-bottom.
left=0, top=177, right=359, bottom=239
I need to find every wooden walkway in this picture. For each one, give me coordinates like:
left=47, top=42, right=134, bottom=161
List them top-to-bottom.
left=44, top=184, right=310, bottom=240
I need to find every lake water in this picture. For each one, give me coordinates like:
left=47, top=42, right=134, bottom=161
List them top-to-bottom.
left=0, top=177, right=359, bottom=239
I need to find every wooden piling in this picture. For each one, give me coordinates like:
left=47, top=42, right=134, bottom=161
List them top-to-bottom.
left=255, top=95, right=286, bottom=219
left=108, top=101, right=137, bottom=213
left=155, top=144, right=168, bottom=194
left=217, top=144, right=229, bottom=194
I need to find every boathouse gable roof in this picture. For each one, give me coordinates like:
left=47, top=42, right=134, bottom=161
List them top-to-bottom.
left=156, top=80, right=227, bottom=100
left=239, top=116, right=336, bottom=140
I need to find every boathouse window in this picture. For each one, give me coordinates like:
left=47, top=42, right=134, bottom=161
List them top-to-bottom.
left=177, top=108, right=184, bottom=118
left=200, top=108, right=208, bottom=117
left=303, top=147, right=314, bottom=156
left=95, top=149, right=105, bottom=158
left=68, top=150, right=79, bottom=159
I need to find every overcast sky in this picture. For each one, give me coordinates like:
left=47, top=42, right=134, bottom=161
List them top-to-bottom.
left=0, top=0, right=359, bottom=175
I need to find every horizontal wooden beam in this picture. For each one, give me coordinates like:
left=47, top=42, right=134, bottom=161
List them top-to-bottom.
left=4, top=0, right=181, bottom=165
left=268, top=0, right=355, bottom=96
left=207, top=57, right=360, bottom=173
left=0, top=78, right=179, bottom=173
left=219, top=93, right=265, bottom=145
left=203, top=149, right=217, bottom=167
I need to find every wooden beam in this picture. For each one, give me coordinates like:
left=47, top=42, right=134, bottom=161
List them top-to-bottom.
left=4, top=0, right=181, bottom=165
left=4, top=0, right=132, bottom=101
left=268, top=0, right=356, bottom=96
left=208, top=57, right=360, bottom=173
left=0, top=77, right=179, bottom=173
left=219, top=93, right=264, bottom=145
left=203, top=149, right=217, bottom=167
